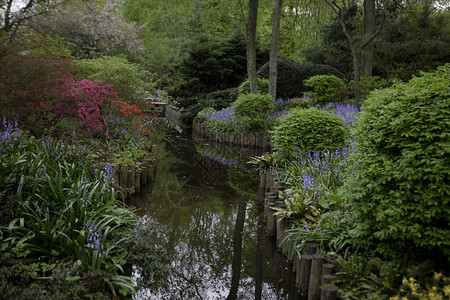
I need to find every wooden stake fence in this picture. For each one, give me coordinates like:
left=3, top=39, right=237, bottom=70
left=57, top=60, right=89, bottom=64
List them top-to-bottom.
left=261, top=166, right=339, bottom=300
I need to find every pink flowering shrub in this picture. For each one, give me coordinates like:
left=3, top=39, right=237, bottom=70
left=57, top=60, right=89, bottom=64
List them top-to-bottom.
left=55, top=78, right=120, bottom=133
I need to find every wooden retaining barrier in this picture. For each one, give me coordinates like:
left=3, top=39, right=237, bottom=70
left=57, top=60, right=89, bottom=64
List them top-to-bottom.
left=192, top=118, right=271, bottom=150
left=107, top=145, right=157, bottom=199
left=261, top=166, right=339, bottom=300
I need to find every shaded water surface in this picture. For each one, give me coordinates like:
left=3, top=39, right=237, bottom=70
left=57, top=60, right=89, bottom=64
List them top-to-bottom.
left=129, top=129, right=297, bottom=299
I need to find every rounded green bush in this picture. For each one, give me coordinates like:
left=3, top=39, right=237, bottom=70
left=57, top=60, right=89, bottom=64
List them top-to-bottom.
left=257, top=59, right=343, bottom=100
left=344, top=65, right=450, bottom=257
left=304, top=74, right=345, bottom=103
left=238, top=78, right=269, bottom=95
left=232, top=93, right=272, bottom=132
left=272, top=107, right=349, bottom=162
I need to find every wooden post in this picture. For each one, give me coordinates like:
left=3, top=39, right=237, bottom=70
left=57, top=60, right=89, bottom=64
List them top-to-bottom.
left=119, top=164, right=128, bottom=188
left=127, top=165, right=135, bottom=190
left=135, top=166, right=140, bottom=193
left=140, top=166, right=148, bottom=184
left=266, top=203, right=277, bottom=236
left=276, top=215, right=286, bottom=250
left=285, top=219, right=296, bottom=260
left=293, top=251, right=299, bottom=272
left=297, top=254, right=312, bottom=292
left=308, top=254, right=325, bottom=300
left=322, top=264, right=335, bottom=275
left=321, top=274, right=337, bottom=285
left=320, top=284, right=337, bottom=300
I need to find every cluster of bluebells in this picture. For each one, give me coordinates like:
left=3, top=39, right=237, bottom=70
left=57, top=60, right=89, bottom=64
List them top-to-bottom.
left=322, top=102, right=359, bottom=128
left=202, top=107, right=244, bottom=133
left=268, top=109, right=291, bottom=121
left=1, top=117, right=24, bottom=153
left=293, top=146, right=354, bottom=204
left=203, top=152, right=239, bottom=166
left=104, top=164, right=115, bottom=184
left=86, top=221, right=103, bottom=257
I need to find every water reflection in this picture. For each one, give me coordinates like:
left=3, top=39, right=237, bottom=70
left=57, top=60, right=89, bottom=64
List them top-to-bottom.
left=130, top=129, right=295, bottom=299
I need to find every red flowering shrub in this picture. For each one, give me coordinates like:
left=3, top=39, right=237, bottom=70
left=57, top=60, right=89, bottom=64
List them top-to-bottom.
left=0, top=33, right=75, bottom=129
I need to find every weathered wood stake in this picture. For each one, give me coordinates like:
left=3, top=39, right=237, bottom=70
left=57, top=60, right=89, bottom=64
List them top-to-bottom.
left=308, top=254, right=325, bottom=300
left=320, top=284, right=337, bottom=300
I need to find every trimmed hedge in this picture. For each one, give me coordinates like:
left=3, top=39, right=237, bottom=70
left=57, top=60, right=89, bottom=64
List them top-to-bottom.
left=257, top=59, right=343, bottom=100
left=344, top=65, right=450, bottom=258
left=232, top=93, right=273, bottom=132
left=272, top=107, right=349, bottom=163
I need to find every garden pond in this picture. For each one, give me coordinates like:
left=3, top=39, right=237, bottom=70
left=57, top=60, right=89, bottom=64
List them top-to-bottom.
left=127, top=127, right=300, bottom=299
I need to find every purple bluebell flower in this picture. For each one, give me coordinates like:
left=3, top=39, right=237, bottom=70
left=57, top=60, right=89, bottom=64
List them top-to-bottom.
left=104, top=164, right=115, bottom=184
left=86, top=222, right=103, bottom=257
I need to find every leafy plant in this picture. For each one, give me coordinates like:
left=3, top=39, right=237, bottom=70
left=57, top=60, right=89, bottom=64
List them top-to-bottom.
left=72, top=55, right=155, bottom=101
left=257, top=59, right=343, bottom=99
left=343, top=64, right=450, bottom=259
left=304, top=74, right=345, bottom=103
left=238, top=78, right=269, bottom=95
left=232, top=93, right=273, bottom=132
left=272, top=107, right=349, bottom=164
left=0, top=122, right=137, bottom=296
left=334, top=253, right=399, bottom=299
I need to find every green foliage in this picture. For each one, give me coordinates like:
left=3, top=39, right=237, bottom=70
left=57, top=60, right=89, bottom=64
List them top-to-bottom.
left=378, top=4, right=450, bottom=81
left=167, top=33, right=248, bottom=108
left=72, top=56, right=154, bottom=101
left=257, top=59, right=343, bottom=100
left=343, top=65, right=450, bottom=258
left=304, top=75, right=345, bottom=103
left=350, top=76, right=394, bottom=102
left=238, top=78, right=269, bottom=95
left=206, top=88, right=239, bottom=107
left=232, top=93, right=273, bottom=132
left=272, top=107, right=349, bottom=163
left=0, top=126, right=137, bottom=296
left=334, top=253, right=399, bottom=299
left=0, top=256, right=124, bottom=299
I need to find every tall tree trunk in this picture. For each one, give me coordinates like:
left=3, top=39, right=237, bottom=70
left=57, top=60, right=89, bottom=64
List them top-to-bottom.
left=3, top=0, right=14, bottom=32
left=247, top=0, right=259, bottom=94
left=269, top=0, right=283, bottom=102
left=362, top=0, right=375, bottom=77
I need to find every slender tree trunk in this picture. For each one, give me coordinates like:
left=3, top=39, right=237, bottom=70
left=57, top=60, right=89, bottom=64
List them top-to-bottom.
left=3, top=0, right=14, bottom=32
left=247, top=0, right=259, bottom=94
left=269, top=0, right=283, bottom=102
left=362, top=0, right=375, bottom=77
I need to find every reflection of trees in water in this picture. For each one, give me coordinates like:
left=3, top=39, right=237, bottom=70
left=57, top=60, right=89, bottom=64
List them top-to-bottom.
left=132, top=130, right=290, bottom=299
left=133, top=207, right=236, bottom=299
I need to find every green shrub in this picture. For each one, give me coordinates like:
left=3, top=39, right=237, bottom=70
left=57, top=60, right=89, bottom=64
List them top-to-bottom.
left=72, top=56, right=154, bottom=101
left=257, top=59, right=343, bottom=100
left=343, top=65, right=450, bottom=258
left=304, top=75, right=345, bottom=103
left=348, top=76, right=394, bottom=102
left=238, top=78, right=269, bottom=95
left=206, top=87, right=239, bottom=106
left=232, top=93, right=273, bottom=132
left=272, top=107, right=349, bottom=163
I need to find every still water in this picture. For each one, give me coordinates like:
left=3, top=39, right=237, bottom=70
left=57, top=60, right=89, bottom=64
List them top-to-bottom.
left=129, top=128, right=298, bottom=300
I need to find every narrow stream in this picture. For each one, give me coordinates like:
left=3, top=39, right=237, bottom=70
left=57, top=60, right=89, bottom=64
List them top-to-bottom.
left=129, top=128, right=298, bottom=300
